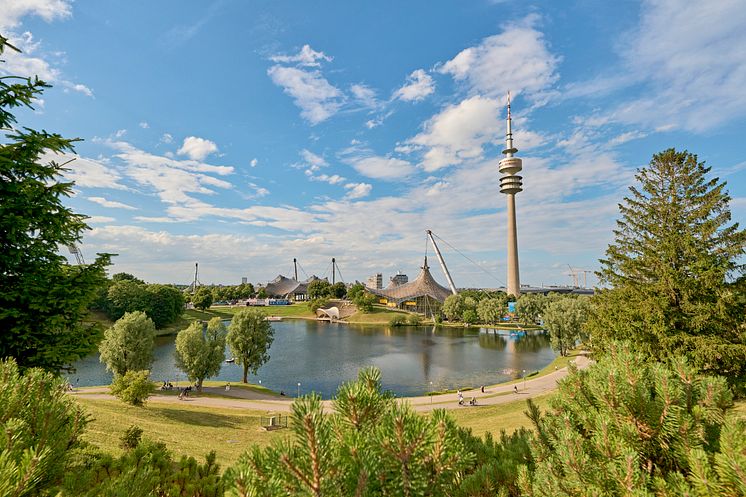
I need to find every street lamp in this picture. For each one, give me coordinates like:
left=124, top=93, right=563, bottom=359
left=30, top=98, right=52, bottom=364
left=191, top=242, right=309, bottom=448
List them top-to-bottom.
left=523, top=370, right=526, bottom=391
left=430, top=381, right=433, bottom=405
left=297, top=382, right=301, bottom=398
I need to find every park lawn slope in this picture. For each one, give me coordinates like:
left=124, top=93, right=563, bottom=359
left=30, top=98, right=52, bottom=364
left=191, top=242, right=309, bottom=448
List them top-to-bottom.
left=75, top=397, right=288, bottom=466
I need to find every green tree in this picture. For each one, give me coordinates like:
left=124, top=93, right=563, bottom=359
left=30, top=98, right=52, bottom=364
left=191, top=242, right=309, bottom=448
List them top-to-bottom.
left=0, top=37, right=111, bottom=371
left=588, top=149, right=746, bottom=379
left=111, top=272, right=144, bottom=284
left=106, top=279, right=149, bottom=320
left=307, top=279, right=332, bottom=299
left=331, top=281, right=347, bottom=298
left=347, top=282, right=365, bottom=300
left=145, top=284, right=185, bottom=328
left=192, top=286, right=213, bottom=311
left=257, top=287, right=268, bottom=299
left=352, top=291, right=377, bottom=312
left=515, top=293, right=546, bottom=324
left=443, top=294, right=465, bottom=321
left=308, top=296, right=331, bottom=312
left=477, top=297, right=507, bottom=324
left=542, top=297, right=589, bottom=356
left=227, top=308, right=274, bottom=383
left=462, top=308, right=478, bottom=325
left=98, top=311, right=156, bottom=376
left=174, top=318, right=226, bottom=392
left=518, top=344, right=742, bottom=496
left=0, top=358, right=89, bottom=496
left=224, top=368, right=474, bottom=497
left=110, top=369, right=155, bottom=406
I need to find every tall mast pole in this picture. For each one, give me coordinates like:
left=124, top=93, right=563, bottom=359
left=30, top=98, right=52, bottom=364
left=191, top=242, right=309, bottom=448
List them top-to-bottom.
left=426, top=230, right=458, bottom=295
left=294, top=258, right=298, bottom=281
left=332, top=258, right=336, bottom=285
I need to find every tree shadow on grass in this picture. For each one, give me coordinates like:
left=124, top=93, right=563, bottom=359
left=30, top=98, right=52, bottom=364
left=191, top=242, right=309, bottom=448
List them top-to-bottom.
left=152, top=406, right=243, bottom=428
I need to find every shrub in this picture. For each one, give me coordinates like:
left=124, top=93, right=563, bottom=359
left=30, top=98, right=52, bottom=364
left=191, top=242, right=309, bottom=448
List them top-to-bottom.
left=307, top=297, right=331, bottom=312
left=407, top=313, right=422, bottom=325
left=389, top=315, right=407, bottom=327
left=110, top=370, right=155, bottom=406
left=120, top=425, right=143, bottom=449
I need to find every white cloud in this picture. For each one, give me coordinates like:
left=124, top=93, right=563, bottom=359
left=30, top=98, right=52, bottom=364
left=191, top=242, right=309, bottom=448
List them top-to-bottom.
left=0, top=0, right=72, bottom=30
left=614, top=0, right=746, bottom=132
left=439, top=15, right=559, bottom=101
left=270, top=44, right=332, bottom=67
left=267, top=65, right=344, bottom=124
left=393, top=69, right=435, bottom=102
left=63, top=82, right=93, bottom=97
left=350, top=84, right=378, bottom=108
left=406, top=96, right=501, bottom=171
left=139, top=121, right=150, bottom=129
left=114, top=129, right=127, bottom=138
left=608, top=130, right=647, bottom=146
left=160, top=133, right=173, bottom=144
left=177, top=136, right=218, bottom=160
left=299, top=149, right=328, bottom=172
left=44, top=152, right=128, bottom=190
left=346, top=155, right=416, bottom=180
left=250, top=158, right=258, bottom=167
left=308, top=173, right=346, bottom=185
left=248, top=182, right=270, bottom=197
left=344, top=182, right=372, bottom=199
left=88, top=196, right=138, bottom=210
left=86, top=216, right=115, bottom=224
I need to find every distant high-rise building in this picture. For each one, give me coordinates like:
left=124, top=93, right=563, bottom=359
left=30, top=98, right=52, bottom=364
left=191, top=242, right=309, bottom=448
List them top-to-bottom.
left=390, top=272, right=408, bottom=286
left=366, top=273, right=383, bottom=289
left=241, top=277, right=248, bottom=285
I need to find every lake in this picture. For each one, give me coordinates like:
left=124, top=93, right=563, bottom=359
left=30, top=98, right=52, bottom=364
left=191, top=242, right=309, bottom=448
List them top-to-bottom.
left=68, top=320, right=554, bottom=398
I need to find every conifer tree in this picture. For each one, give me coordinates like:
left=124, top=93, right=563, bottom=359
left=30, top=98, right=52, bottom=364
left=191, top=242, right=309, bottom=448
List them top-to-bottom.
left=588, top=148, right=746, bottom=379
left=518, top=344, right=745, bottom=496
left=224, top=368, right=474, bottom=497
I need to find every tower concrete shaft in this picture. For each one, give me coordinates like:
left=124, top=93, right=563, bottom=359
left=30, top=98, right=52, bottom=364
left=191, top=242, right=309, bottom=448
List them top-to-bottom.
left=498, top=94, right=522, bottom=297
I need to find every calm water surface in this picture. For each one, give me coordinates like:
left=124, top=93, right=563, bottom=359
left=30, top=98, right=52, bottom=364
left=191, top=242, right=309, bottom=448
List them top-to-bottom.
left=68, top=320, right=554, bottom=398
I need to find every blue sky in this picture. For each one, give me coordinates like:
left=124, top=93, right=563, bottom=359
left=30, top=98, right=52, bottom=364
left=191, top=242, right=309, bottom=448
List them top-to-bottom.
left=2, top=0, right=745, bottom=288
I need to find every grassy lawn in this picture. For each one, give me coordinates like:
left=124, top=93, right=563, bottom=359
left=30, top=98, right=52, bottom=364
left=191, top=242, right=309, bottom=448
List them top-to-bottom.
left=188, top=304, right=315, bottom=320
left=345, top=305, right=412, bottom=324
left=448, top=394, right=548, bottom=437
left=75, top=397, right=288, bottom=466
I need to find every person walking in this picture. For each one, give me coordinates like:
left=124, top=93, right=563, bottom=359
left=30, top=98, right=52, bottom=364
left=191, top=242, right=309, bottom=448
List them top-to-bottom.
left=513, top=385, right=518, bottom=394
left=457, top=389, right=464, bottom=405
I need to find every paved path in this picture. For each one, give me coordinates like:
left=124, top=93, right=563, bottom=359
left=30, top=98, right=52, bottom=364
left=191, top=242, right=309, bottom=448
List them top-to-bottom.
left=73, top=354, right=590, bottom=414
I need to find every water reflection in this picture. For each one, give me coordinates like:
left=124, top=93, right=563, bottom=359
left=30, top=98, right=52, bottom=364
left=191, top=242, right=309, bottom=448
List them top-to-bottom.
left=67, top=320, right=555, bottom=398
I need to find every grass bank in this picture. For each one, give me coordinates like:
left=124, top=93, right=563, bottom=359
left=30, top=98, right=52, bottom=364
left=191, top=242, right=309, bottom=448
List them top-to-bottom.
left=75, top=397, right=288, bottom=465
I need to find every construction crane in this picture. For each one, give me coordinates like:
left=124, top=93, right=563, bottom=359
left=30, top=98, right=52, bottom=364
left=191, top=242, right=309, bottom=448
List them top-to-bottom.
left=426, top=230, right=458, bottom=295
left=67, top=244, right=85, bottom=265
left=566, top=265, right=593, bottom=288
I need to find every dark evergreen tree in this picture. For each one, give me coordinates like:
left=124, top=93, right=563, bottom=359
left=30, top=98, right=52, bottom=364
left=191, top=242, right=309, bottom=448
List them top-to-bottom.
left=0, top=36, right=111, bottom=371
left=588, top=148, right=746, bottom=379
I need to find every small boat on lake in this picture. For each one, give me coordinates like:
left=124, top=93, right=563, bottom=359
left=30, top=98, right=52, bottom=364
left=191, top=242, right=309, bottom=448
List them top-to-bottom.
left=266, top=316, right=283, bottom=322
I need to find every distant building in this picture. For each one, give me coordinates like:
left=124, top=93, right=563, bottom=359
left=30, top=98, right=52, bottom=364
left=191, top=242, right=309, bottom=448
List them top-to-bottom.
left=390, top=272, right=408, bottom=287
left=366, top=273, right=383, bottom=290
left=241, top=277, right=248, bottom=285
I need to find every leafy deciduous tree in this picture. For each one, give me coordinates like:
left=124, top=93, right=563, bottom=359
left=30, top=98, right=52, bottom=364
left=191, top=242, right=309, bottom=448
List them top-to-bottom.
left=192, top=287, right=213, bottom=311
left=514, top=293, right=546, bottom=325
left=443, top=294, right=465, bottom=321
left=477, top=297, right=507, bottom=324
left=542, top=297, right=589, bottom=356
left=227, top=308, right=274, bottom=383
left=98, top=311, right=156, bottom=376
left=174, top=318, right=226, bottom=392
left=110, top=369, right=155, bottom=406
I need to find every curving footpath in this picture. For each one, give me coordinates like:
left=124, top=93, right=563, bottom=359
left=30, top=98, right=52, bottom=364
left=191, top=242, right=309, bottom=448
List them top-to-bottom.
left=73, top=354, right=590, bottom=414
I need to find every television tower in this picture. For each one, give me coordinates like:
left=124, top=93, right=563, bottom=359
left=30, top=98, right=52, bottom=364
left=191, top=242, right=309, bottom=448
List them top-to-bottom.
left=499, top=93, right=523, bottom=297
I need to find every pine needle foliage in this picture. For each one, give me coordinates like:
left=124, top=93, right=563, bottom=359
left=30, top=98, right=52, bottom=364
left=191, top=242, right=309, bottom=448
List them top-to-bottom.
left=588, top=149, right=746, bottom=379
left=518, top=344, right=745, bottom=496
left=0, top=358, right=89, bottom=496
left=224, top=367, right=474, bottom=497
